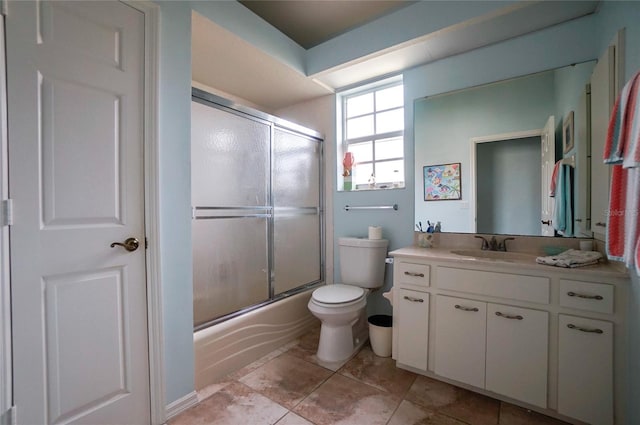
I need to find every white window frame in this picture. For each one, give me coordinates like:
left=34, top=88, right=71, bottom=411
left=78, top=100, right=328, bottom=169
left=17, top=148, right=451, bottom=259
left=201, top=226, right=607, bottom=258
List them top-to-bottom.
left=338, top=77, right=404, bottom=190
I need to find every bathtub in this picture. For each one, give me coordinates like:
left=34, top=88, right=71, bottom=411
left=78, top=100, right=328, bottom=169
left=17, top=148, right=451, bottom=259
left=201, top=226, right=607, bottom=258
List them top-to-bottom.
left=194, top=288, right=319, bottom=390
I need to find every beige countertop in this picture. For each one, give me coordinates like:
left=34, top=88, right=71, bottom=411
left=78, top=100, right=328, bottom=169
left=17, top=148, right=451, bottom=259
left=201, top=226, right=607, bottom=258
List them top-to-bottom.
left=390, top=246, right=629, bottom=280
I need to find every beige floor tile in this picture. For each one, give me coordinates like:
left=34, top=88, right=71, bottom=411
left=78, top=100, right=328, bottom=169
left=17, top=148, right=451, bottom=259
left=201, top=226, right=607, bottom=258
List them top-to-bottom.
left=284, top=326, right=352, bottom=372
left=284, top=327, right=321, bottom=362
left=227, top=344, right=292, bottom=381
left=338, top=345, right=417, bottom=396
left=239, top=353, right=333, bottom=409
left=293, top=373, right=400, bottom=425
left=406, top=376, right=500, bottom=425
left=196, top=379, right=233, bottom=402
left=169, top=381, right=288, bottom=425
left=387, top=400, right=467, bottom=425
left=499, top=403, right=570, bottom=425
left=275, top=412, right=316, bottom=425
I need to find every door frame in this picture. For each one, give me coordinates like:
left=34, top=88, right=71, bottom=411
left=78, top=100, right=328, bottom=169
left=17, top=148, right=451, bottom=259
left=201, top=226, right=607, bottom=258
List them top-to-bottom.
left=0, top=2, right=165, bottom=424
left=123, top=2, right=165, bottom=423
left=0, top=9, right=11, bottom=425
left=469, top=129, right=542, bottom=233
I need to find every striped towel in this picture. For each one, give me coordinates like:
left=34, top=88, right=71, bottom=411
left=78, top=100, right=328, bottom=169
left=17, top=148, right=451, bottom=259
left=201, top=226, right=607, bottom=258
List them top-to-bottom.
left=604, top=70, right=640, bottom=270
left=604, top=71, right=640, bottom=165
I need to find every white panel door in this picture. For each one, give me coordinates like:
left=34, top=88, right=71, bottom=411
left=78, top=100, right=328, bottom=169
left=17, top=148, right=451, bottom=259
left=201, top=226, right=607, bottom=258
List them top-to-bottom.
left=7, top=2, right=150, bottom=424
left=540, top=115, right=555, bottom=236
left=396, top=289, right=429, bottom=370
left=434, top=295, right=486, bottom=388
left=485, top=304, right=548, bottom=408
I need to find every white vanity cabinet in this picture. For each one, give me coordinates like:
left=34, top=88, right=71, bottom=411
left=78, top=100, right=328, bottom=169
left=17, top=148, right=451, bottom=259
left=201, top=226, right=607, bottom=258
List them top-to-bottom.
left=390, top=248, right=628, bottom=425
left=396, top=289, right=429, bottom=370
left=434, top=295, right=487, bottom=388
left=434, top=295, right=548, bottom=408
left=485, top=303, right=548, bottom=408
left=558, top=315, right=614, bottom=425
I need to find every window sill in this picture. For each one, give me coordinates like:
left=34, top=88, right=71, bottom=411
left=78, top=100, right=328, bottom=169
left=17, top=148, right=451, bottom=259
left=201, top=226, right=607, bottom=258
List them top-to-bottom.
left=339, top=184, right=405, bottom=192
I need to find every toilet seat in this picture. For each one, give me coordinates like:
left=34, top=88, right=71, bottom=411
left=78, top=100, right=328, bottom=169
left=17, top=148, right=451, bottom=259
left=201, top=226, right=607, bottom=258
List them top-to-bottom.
left=311, top=284, right=365, bottom=306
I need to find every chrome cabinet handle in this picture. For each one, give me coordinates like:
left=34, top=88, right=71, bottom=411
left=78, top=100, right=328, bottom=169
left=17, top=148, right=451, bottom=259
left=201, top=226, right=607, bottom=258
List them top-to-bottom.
left=110, top=237, right=140, bottom=252
left=404, top=271, right=425, bottom=277
left=567, top=291, right=603, bottom=300
left=404, top=296, right=424, bottom=303
left=454, top=304, right=479, bottom=312
left=495, top=311, right=523, bottom=320
left=567, top=323, right=603, bottom=334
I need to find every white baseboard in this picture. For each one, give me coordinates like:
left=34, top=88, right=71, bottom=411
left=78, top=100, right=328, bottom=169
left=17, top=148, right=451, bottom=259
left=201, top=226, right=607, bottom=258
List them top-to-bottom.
left=165, top=390, right=198, bottom=421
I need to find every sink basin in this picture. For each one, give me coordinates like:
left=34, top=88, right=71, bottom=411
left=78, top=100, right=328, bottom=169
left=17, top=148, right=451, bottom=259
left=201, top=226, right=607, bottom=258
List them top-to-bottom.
left=450, top=249, right=536, bottom=262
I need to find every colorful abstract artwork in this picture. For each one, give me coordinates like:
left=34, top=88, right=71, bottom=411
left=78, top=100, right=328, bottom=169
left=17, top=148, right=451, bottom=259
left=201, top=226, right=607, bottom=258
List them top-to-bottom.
left=423, top=163, right=461, bottom=201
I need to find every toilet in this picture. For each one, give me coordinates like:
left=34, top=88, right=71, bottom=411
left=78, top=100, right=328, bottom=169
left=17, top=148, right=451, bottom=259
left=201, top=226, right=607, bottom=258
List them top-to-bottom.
left=308, top=237, right=389, bottom=363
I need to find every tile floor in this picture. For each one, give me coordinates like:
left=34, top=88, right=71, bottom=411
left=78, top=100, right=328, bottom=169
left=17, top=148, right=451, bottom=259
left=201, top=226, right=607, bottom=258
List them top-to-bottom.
left=171, top=325, right=569, bottom=425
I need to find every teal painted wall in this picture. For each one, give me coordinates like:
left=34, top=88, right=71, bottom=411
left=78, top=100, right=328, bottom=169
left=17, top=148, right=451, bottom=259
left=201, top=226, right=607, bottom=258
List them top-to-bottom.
left=155, top=1, right=194, bottom=405
left=476, top=137, right=541, bottom=235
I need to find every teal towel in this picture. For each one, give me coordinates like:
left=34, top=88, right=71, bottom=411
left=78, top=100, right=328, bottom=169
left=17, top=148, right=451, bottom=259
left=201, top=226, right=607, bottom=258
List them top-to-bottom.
left=553, top=164, right=573, bottom=237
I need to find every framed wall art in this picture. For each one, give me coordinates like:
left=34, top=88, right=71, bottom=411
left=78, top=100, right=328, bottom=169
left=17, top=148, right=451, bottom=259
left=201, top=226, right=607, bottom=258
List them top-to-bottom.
left=563, top=111, right=574, bottom=154
left=423, top=162, right=461, bottom=201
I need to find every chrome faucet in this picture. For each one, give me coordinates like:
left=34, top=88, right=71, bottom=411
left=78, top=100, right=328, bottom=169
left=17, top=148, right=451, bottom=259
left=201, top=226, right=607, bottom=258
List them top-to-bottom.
left=475, top=235, right=515, bottom=251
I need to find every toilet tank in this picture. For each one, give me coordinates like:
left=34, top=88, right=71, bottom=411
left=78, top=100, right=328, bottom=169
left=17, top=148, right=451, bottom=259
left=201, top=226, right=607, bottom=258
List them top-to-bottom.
left=338, top=237, right=389, bottom=288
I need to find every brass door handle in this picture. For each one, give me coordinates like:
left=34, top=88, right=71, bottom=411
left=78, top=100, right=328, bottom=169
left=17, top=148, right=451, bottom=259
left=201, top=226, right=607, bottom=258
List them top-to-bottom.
left=110, top=237, right=140, bottom=252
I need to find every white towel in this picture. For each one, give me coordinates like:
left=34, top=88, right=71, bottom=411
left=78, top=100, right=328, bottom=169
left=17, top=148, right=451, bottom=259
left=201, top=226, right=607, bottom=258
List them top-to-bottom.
left=536, top=249, right=603, bottom=268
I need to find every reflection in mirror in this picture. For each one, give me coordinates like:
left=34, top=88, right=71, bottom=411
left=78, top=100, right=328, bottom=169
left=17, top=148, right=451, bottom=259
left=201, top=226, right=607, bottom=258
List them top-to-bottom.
left=414, top=61, right=596, bottom=238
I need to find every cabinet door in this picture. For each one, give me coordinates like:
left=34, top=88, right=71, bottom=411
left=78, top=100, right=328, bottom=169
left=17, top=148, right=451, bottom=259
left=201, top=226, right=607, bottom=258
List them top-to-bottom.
left=397, top=289, right=429, bottom=370
left=434, top=296, right=486, bottom=388
left=486, top=304, right=548, bottom=408
left=558, top=315, right=613, bottom=425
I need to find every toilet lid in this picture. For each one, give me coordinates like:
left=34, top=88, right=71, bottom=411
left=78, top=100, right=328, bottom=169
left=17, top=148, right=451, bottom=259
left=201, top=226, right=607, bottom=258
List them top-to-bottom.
left=312, top=284, right=365, bottom=304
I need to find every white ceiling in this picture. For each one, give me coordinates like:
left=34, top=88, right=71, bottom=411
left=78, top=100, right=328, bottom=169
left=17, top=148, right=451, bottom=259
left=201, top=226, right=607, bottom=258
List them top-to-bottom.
left=192, top=1, right=599, bottom=112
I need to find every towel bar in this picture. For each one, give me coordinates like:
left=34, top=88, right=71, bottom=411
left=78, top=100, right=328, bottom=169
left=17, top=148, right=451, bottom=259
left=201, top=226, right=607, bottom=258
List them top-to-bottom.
left=344, top=204, right=398, bottom=211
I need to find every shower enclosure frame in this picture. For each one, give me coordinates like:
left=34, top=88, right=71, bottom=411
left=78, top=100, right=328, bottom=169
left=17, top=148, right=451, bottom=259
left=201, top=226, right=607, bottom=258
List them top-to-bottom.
left=191, top=88, right=325, bottom=331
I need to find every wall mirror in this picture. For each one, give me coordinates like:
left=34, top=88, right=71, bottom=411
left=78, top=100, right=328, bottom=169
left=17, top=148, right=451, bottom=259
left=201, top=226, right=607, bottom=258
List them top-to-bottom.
left=414, top=61, right=596, bottom=238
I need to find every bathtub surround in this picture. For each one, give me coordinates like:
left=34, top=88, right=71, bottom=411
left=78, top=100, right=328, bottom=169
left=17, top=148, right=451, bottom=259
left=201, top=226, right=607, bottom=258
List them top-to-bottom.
left=193, top=290, right=318, bottom=392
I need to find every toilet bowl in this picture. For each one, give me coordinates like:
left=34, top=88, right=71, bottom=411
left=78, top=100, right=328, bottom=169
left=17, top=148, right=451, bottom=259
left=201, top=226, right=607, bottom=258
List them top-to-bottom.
left=308, top=237, right=388, bottom=363
left=308, top=284, right=367, bottom=362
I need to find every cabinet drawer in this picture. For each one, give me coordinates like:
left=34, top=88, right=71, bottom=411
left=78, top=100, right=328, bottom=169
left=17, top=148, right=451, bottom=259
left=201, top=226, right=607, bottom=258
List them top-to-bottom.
left=397, top=262, right=430, bottom=287
left=437, top=267, right=549, bottom=304
left=559, top=279, right=614, bottom=314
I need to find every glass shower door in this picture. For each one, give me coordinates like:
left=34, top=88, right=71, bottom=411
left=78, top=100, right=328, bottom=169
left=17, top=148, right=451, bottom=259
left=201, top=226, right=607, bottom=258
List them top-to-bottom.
left=191, top=100, right=271, bottom=328
left=272, top=127, right=322, bottom=295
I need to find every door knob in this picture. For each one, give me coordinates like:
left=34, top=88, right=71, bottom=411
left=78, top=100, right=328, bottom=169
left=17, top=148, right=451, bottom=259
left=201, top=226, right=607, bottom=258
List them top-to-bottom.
left=541, top=220, right=552, bottom=225
left=110, top=237, right=140, bottom=252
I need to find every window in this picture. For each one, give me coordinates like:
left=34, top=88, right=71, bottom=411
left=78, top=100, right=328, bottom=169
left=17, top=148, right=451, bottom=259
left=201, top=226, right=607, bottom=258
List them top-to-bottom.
left=339, top=78, right=404, bottom=190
